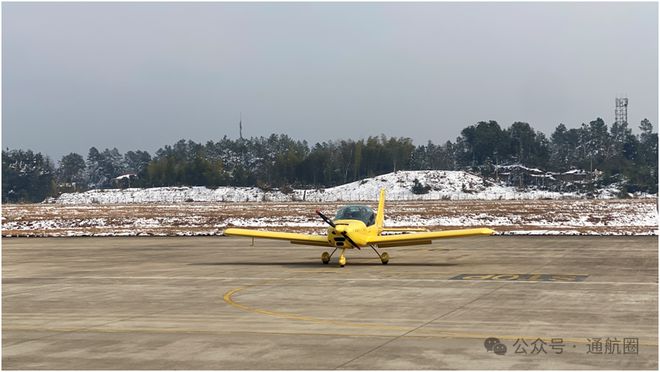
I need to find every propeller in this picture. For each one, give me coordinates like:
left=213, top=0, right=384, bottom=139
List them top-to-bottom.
left=315, top=210, right=336, bottom=228
left=316, top=210, right=360, bottom=250
left=340, top=231, right=361, bottom=250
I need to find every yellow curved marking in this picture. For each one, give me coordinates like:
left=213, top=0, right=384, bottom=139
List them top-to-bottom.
left=223, top=287, right=658, bottom=347
left=223, top=287, right=405, bottom=330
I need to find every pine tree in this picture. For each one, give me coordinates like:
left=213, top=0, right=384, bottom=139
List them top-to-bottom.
left=58, top=153, right=86, bottom=191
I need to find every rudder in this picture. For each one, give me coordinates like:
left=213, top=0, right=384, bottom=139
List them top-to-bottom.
left=376, top=188, right=385, bottom=230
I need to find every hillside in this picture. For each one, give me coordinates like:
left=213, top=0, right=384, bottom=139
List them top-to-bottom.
left=50, top=170, right=628, bottom=204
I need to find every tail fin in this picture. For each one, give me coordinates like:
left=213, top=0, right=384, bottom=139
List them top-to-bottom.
left=376, top=188, right=385, bottom=230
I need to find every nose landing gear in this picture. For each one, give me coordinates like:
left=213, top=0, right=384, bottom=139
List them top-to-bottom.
left=321, top=246, right=387, bottom=267
left=321, top=248, right=347, bottom=267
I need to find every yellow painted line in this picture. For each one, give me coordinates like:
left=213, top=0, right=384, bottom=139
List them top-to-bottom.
left=286, top=270, right=343, bottom=274
left=222, top=286, right=658, bottom=347
left=223, top=288, right=404, bottom=331
left=5, top=325, right=658, bottom=347
left=3, top=326, right=387, bottom=339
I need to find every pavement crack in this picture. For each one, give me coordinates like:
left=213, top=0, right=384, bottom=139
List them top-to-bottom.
left=334, top=283, right=506, bottom=369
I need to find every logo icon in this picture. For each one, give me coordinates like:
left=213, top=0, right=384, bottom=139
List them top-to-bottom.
left=484, top=337, right=507, bottom=355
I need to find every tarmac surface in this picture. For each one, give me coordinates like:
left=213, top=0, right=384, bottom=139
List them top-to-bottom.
left=3, top=236, right=658, bottom=369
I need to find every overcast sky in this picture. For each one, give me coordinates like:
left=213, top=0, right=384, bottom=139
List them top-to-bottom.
left=3, top=2, right=658, bottom=161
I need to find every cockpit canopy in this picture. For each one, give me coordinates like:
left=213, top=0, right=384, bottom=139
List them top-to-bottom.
left=334, top=205, right=376, bottom=226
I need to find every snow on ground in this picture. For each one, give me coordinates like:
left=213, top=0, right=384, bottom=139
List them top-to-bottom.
left=50, top=170, right=630, bottom=205
left=4, top=171, right=655, bottom=237
left=3, top=199, right=657, bottom=237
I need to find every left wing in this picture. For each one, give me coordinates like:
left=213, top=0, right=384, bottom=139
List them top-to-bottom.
left=224, top=228, right=330, bottom=247
left=366, top=228, right=495, bottom=248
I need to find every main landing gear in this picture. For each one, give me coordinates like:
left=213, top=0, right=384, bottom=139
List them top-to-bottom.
left=369, top=244, right=389, bottom=264
left=321, top=246, right=389, bottom=266
left=321, top=250, right=333, bottom=264
left=380, top=251, right=390, bottom=265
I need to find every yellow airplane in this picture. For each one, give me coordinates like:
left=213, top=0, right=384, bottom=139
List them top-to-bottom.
left=224, top=189, right=494, bottom=267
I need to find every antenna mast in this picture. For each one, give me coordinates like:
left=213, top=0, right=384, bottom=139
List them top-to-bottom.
left=615, top=97, right=628, bottom=126
left=239, top=112, right=243, bottom=140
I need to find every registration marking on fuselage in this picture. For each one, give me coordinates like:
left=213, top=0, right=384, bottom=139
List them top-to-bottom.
left=450, top=273, right=589, bottom=282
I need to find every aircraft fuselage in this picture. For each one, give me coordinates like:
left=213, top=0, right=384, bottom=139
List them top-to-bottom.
left=327, top=219, right=379, bottom=248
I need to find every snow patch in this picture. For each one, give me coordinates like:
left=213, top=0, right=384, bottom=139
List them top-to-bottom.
left=50, top=170, right=646, bottom=205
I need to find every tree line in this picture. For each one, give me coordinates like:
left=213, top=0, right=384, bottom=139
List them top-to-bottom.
left=3, top=118, right=657, bottom=202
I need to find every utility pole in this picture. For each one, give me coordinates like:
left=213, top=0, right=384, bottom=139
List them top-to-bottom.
left=239, top=112, right=243, bottom=140
left=239, top=113, right=246, bottom=176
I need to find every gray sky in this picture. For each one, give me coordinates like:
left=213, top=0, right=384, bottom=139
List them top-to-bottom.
left=3, top=2, right=658, bottom=161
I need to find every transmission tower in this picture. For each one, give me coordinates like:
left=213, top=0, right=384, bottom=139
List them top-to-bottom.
left=615, top=97, right=628, bottom=125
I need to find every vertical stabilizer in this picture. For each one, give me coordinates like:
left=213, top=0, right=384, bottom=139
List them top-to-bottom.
left=376, top=188, right=386, bottom=231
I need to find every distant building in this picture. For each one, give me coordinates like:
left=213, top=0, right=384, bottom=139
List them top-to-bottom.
left=495, top=164, right=600, bottom=192
left=495, top=164, right=557, bottom=189
left=112, top=173, right=138, bottom=188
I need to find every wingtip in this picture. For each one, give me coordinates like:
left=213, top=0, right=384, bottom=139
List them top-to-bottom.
left=224, top=227, right=242, bottom=235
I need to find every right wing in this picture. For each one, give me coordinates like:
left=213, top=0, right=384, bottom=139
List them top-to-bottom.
left=381, top=227, right=429, bottom=233
left=224, top=228, right=330, bottom=247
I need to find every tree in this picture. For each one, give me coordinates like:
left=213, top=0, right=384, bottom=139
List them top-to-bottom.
left=6, top=118, right=657, bottom=199
left=581, top=118, right=610, bottom=170
left=635, top=119, right=658, bottom=192
left=639, top=119, right=658, bottom=164
left=457, top=121, right=505, bottom=167
left=610, top=121, right=632, bottom=156
left=507, top=122, right=534, bottom=163
left=85, top=147, right=104, bottom=188
left=100, top=148, right=125, bottom=179
left=2, top=149, right=55, bottom=202
left=124, top=150, right=152, bottom=176
left=57, top=153, right=86, bottom=191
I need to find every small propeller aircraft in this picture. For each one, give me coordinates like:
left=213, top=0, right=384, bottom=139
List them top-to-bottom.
left=224, top=189, right=494, bottom=267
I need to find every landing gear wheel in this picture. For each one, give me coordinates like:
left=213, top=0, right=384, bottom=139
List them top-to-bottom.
left=321, top=252, right=330, bottom=264
left=380, top=252, right=389, bottom=265
left=339, top=255, right=347, bottom=267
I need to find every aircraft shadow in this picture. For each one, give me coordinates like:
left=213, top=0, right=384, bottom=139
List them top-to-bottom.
left=189, top=261, right=458, bottom=267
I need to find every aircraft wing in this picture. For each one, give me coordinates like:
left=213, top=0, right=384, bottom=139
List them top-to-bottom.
left=381, top=227, right=429, bottom=232
left=224, top=228, right=330, bottom=247
left=366, top=228, right=495, bottom=248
